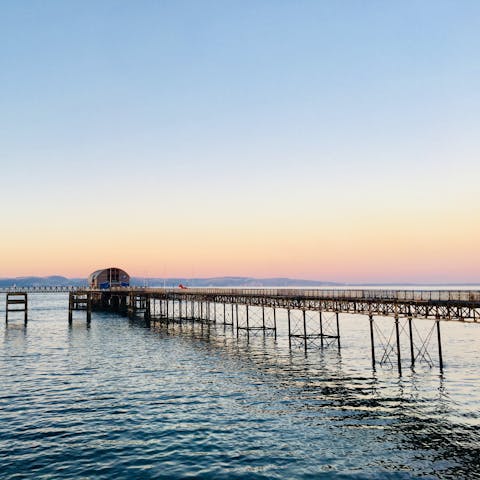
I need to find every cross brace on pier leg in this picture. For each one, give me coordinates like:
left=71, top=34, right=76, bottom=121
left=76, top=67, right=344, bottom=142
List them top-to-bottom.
left=236, top=305, right=277, bottom=336
left=287, top=309, right=340, bottom=349
left=369, top=315, right=444, bottom=373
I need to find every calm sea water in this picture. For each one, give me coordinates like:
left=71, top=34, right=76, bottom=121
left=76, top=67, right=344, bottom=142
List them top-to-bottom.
left=1, top=292, right=480, bottom=479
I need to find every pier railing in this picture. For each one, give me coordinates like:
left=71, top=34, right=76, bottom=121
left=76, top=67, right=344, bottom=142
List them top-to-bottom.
left=0, top=286, right=82, bottom=293
left=4, top=286, right=479, bottom=303
left=102, top=287, right=480, bottom=303
left=169, top=288, right=480, bottom=302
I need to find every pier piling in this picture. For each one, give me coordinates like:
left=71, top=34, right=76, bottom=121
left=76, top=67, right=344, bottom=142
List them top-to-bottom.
left=5, top=292, right=28, bottom=325
left=369, top=314, right=375, bottom=370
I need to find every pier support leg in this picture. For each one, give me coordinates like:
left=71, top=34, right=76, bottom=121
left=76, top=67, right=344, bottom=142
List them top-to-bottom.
left=68, top=293, right=73, bottom=325
left=86, top=293, right=91, bottom=326
left=145, top=295, right=151, bottom=324
left=235, top=304, right=239, bottom=336
left=273, top=307, right=277, bottom=340
left=287, top=309, right=292, bottom=348
left=303, top=310, right=307, bottom=350
left=319, top=311, right=324, bottom=347
left=336, top=312, right=341, bottom=349
left=369, top=314, right=375, bottom=370
left=395, top=316, right=402, bottom=376
left=408, top=317, right=415, bottom=368
left=437, top=320, right=444, bottom=373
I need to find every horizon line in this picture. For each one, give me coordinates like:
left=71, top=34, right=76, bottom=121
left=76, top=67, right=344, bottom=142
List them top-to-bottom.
left=1, top=274, right=480, bottom=287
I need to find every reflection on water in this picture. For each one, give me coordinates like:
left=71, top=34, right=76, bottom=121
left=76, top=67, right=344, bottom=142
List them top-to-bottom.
left=0, top=293, right=479, bottom=479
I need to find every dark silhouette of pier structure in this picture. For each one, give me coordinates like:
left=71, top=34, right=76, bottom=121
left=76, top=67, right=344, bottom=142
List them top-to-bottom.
left=67, top=287, right=480, bottom=374
left=5, top=292, right=28, bottom=325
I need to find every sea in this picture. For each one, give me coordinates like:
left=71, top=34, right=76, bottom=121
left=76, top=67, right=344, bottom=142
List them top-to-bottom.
left=1, top=290, right=480, bottom=479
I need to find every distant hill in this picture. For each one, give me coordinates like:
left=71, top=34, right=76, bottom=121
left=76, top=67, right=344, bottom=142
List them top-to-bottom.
left=0, top=275, right=338, bottom=288
left=0, top=276, right=87, bottom=288
left=0, top=276, right=478, bottom=288
left=135, top=277, right=340, bottom=288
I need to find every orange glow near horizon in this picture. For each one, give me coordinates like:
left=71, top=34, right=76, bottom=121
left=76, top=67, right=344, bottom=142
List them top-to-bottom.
left=2, top=2, right=480, bottom=285
left=1, top=197, right=479, bottom=283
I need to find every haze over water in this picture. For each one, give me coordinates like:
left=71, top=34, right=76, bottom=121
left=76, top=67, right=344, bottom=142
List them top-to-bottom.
left=1, top=292, right=480, bottom=479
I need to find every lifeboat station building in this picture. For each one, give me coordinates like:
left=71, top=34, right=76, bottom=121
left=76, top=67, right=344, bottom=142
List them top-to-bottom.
left=88, top=267, right=130, bottom=289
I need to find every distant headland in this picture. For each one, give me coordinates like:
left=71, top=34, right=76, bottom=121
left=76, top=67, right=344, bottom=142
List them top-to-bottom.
left=0, top=275, right=339, bottom=288
left=0, top=276, right=478, bottom=288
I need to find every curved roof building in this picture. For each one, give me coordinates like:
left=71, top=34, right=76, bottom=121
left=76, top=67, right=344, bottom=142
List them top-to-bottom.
left=88, top=267, right=130, bottom=289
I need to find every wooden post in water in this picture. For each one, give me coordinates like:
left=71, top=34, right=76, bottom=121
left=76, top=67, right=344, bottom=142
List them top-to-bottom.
left=68, top=292, right=73, bottom=324
left=6, top=293, right=28, bottom=325
left=86, top=293, right=91, bottom=325
left=145, top=295, right=151, bottom=323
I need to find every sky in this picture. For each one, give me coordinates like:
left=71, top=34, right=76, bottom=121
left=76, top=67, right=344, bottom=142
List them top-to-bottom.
left=0, top=1, right=479, bottom=283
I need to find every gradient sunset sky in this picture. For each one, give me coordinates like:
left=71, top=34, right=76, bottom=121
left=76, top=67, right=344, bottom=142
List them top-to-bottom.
left=1, top=1, right=479, bottom=282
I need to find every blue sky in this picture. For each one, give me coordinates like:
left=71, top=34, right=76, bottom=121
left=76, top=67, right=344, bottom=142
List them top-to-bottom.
left=1, top=1, right=479, bottom=281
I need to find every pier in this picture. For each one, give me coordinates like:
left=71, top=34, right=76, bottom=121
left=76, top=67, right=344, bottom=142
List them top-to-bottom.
left=68, top=287, right=480, bottom=374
